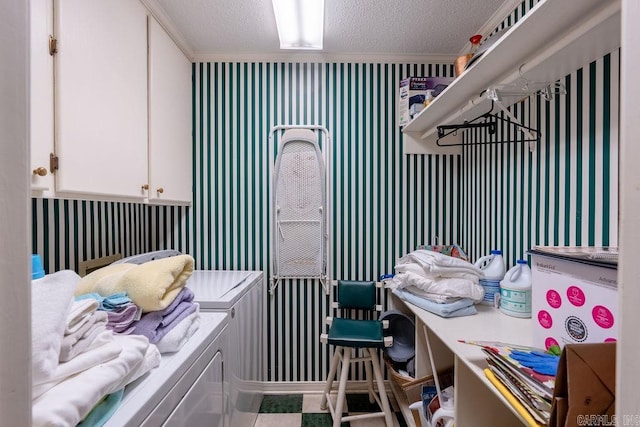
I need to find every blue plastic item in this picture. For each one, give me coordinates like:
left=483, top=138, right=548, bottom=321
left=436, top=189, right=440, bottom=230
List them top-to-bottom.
left=32, top=254, right=45, bottom=280
left=510, top=350, right=560, bottom=376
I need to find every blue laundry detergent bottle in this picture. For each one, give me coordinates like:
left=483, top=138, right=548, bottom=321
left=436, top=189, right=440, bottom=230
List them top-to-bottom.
left=474, top=250, right=505, bottom=306
left=32, top=254, right=45, bottom=280
left=499, top=259, right=532, bottom=318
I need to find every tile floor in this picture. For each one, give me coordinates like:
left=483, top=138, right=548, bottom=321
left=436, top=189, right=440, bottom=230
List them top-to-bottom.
left=253, top=393, right=409, bottom=427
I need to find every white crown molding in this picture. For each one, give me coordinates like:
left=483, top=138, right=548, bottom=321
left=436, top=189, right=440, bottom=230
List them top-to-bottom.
left=139, top=0, right=195, bottom=60
left=191, top=51, right=457, bottom=64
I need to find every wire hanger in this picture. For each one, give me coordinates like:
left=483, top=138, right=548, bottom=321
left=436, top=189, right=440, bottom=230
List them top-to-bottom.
left=436, top=100, right=540, bottom=150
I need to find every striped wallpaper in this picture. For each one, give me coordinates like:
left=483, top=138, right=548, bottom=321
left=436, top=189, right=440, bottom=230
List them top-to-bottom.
left=30, top=0, right=619, bottom=384
left=460, top=51, right=619, bottom=267
left=190, top=60, right=459, bottom=382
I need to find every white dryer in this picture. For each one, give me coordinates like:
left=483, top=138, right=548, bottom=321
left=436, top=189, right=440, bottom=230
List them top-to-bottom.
left=186, top=270, right=264, bottom=427
left=105, top=312, right=228, bottom=427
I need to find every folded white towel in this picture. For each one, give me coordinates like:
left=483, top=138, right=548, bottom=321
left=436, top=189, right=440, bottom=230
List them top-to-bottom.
left=397, top=249, right=484, bottom=278
left=75, top=255, right=194, bottom=312
left=395, top=262, right=481, bottom=283
left=31, top=270, right=81, bottom=385
left=391, top=271, right=485, bottom=302
left=404, top=285, right=464, bottom=304
left=65, top=299, right=99, bottom=334
left=59, top=311, right=109, bottom=362
left=155, top=311, right=201, bottom=354
left=33, top=330, right=122, bottom=399
left=32, top=334, right=152, bottom=427
left=111, top=335, right=161, bottom=391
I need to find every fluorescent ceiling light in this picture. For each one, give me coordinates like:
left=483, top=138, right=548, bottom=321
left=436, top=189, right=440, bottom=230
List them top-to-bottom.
left=271, top=0, right=324, bottom=50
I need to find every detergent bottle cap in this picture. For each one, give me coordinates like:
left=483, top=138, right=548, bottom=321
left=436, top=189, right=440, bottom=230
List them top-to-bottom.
left=490, top=249, right=502, bottom=255
left=32, top=254, right=45, bottom=280
left=516, top=259, right=528, bottom=265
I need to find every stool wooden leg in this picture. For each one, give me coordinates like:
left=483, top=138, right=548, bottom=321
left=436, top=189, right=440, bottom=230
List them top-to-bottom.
left=321, top=346, right=342, bottom=410
left=333, top=348, right=351, bottom=427
left=363, top=349, right=376, bottom=403
left=369, top=349, right=394, bottom=427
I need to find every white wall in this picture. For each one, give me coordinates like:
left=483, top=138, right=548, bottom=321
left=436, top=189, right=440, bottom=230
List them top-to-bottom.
left=0, top=0, right=32, bottom=425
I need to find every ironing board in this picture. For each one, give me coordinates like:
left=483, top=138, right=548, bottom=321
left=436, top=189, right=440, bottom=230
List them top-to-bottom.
left=269, top=125, right=331, bottom=295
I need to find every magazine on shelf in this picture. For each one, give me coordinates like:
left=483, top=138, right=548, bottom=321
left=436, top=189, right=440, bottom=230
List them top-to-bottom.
left=478, top=344, right=556, bottom=425
left=487, top=361, right=550, bottom=425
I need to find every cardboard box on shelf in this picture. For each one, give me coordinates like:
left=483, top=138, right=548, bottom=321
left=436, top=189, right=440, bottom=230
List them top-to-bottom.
left=398, top=77, right=453, bottom=127
left=529, top=247, right=618, bottom=351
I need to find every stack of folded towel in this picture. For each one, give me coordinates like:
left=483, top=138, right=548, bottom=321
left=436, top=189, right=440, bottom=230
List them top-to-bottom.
left=386, top=249, right=485, bottom=317
left=74, top=255, right=195, bottom=312
left=75, top=255, right=201, bottom=353
left=31, top=270, right=160, bottom=427
left=131, top=287, right=200, bottom=353
left=76, top=292, right=141, bottom=334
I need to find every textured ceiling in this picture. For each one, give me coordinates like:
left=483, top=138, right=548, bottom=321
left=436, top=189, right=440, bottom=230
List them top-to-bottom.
left=146, top=0, right=509, bottom=59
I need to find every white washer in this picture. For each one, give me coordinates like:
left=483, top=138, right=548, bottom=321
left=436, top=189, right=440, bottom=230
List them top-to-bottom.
left=186, top=270, right=264, bottom=427
left=105, top=312, right=228, bottom=427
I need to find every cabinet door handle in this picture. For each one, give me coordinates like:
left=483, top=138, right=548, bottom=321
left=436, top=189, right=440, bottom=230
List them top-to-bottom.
left=33, top=167, right=48, bottom=177
left=141, top=184, right=149, bottom=190
left=157, top=187, right=164, bottom=194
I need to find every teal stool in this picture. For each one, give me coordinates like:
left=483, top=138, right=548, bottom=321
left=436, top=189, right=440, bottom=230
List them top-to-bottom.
left=320, top=280, right=394, bottom=426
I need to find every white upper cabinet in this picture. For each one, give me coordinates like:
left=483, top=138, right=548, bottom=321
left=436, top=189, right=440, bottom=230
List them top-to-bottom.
left=29, top=0, right=54, bottom=195
left=54, top=0, right=148, bottom=200
left=148, top=17, right=193, bottom=205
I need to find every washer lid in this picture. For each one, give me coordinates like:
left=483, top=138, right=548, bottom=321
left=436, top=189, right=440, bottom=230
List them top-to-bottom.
left=188, top=270, right=262, bottom=309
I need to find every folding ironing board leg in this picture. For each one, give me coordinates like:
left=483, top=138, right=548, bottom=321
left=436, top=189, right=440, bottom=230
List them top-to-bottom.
left=321, top=345, right=342, bottom=410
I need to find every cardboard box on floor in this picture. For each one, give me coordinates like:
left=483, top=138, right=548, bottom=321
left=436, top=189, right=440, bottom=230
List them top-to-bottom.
left=529, top=247, right=618, bottom=350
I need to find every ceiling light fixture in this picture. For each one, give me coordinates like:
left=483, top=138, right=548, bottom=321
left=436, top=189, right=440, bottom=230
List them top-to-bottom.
left=271, top=0, right=324, bottom=50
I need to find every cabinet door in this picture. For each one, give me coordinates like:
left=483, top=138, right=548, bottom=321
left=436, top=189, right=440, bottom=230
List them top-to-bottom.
left=30, top=0, right=54, bottom=195
left=54, top=0, right=148, bottom=200
left=148, top=18, right=192, bottom=205
left=162, top=351, right=224, bottom=427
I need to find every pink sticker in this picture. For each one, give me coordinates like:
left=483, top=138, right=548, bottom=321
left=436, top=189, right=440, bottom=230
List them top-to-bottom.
left=567, top=286, right=586, bottom=307
left=546, top=289, right=562, bottom=308
left=592, top=305, right=615, bottom=329
left=537, top=310, right=553, bottom=329
left=545, top=337, right=559, bottom=350
left=604, top=337, right=617, bottom=343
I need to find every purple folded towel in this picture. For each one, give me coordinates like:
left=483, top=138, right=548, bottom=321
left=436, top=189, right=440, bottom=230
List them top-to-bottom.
left=131, top=287, right=197, bottom=344
left=106, top=303, right=141, bottom=334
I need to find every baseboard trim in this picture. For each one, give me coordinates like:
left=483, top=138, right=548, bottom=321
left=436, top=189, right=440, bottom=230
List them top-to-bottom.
left=259, top=380, right=393, bottom=395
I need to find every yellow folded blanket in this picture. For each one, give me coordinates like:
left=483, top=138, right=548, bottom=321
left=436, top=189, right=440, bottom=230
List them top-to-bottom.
left=75, top=255, right=195, bottom=313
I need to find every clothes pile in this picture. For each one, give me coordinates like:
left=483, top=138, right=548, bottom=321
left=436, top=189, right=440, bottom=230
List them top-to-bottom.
left=386, top=248, right=485, bottom=317
left=31, top=254, right=201, bottom=427
left=74, top=255, right=201, bottom=353
left=31, top=271, right=160, bottom=427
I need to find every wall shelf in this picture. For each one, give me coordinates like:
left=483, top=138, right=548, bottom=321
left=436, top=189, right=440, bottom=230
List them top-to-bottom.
left=403, top=0, right=621, bottom=155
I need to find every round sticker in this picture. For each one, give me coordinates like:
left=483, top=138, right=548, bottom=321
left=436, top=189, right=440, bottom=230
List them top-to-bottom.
left=566, top=286, right=586, bottom=307
left=546, top=289, right=562, bottom=308
left=592, top=305, right=615, bottom=329
left=537, top=310, right=553, bottom=329
left=565, top=316, right=588, bottom=342
left=545, top=337, right=559, bottom=350
left=604, top=337, right=617, bottom=343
